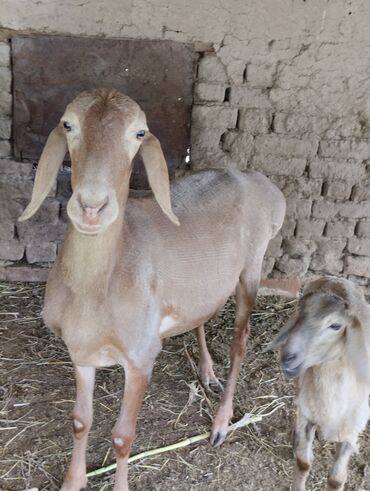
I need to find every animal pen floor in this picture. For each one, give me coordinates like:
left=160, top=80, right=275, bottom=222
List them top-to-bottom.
left=0, top=283, right=369, bottom=491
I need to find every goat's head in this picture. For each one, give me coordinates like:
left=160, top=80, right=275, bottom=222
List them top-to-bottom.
left=19, top=89, right=179, bottom=234
left=270, top=277, right=370, bottom=383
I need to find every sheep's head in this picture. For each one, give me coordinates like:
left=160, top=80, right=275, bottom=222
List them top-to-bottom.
left=19, top=89, right=179, bottom=235
left=270, top=278, right=370, bottom=383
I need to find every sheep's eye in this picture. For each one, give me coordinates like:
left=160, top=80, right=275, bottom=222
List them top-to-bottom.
left=63, top=121, right=72, bottom=132
left=136, top=130, right=146, bottom=139
left=329, top=323, right=342, bottom=331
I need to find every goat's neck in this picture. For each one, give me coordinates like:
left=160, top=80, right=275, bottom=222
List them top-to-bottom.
left=60, top=212, right=125, bottom=294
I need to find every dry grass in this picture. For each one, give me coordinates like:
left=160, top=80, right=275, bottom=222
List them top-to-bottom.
left=0, top=283, right=369, bottom=491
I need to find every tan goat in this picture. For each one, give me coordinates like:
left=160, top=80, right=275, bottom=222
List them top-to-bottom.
left=19, top=88, right=287, bottom=490
left=271, top=277, right=370, bottom=491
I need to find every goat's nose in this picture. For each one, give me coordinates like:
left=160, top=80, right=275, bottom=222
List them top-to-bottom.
left=78, top=195, right=109, bottom=223
left=282, top=351, right=297, bottom=366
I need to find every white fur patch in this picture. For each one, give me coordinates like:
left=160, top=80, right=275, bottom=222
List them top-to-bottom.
left=159, top=315, right=177, bottom=335
left=113, top=437, right=124, bottom=447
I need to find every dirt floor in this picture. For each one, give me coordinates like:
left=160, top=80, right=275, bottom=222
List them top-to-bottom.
left=0, top=283, right=369, bottom=491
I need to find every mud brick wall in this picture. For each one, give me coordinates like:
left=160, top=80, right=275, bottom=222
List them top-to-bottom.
left=0, top=0, right=370, bottom=288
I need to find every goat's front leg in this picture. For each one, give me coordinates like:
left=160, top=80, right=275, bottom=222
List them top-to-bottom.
left=211, top=274, right=258, bottom=447
left=195, top=324, right=223, bottom=392
left=112, top=363, right=151, bottom=491
left=61, top=366, right=96, bottom=491
left=292, top=411, right=316, bottom=491
left=327, top=441, right=354, bottom=491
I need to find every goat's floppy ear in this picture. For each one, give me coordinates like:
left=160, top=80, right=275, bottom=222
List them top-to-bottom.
left=18, top=126, right=67, bottom=222
left=139, top=132, right=180, bottom=226
left=347, top=316, right=370, bottom=387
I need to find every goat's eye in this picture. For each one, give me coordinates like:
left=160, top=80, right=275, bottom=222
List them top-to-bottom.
left=63, top=121, right=72, bottom=132
left=136, top=130, right=146, bottom=140
left=328, top=323, right=342, bottom=331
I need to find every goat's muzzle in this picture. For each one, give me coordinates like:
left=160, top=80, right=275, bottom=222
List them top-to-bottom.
left=67, top=188, right=119, bottom=235
left=281, top=350, right=303, bottom=378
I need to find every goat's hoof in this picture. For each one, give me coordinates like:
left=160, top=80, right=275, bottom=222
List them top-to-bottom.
left=205, top=378, right=224, bottom=395
left=210, top=428, right=227, bottom=447
left=60, top=475, right=87, bottom=491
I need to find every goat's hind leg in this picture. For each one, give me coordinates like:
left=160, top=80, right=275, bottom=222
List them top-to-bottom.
left=210, top=271, right=259, bottom=447
left=195, top=324, right=223, bottom=393
left=61, top=366, right=95, bottom=491
left=292, top=411, right=316, bottom=491
left=327, top=441, right=354, bottom=491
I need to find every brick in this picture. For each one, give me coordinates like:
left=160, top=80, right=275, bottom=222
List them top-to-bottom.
left=0, top=43, right=10, bottom=67
left=198, top=54, right=228, bottom=83
left=246, top=63, right=276, bottom=88
left=0, top=67, right=11, bottom=93
left=194, top=83, right=226, bottom=102
left=229, top=87, right=271, bottom=109
left=0, top=90, right=11, bottom=115
left=192, top=106, right=238, bottom=129
left=238, top=109, right=272, bottom=135
left=273, top=112, right=330, bottom=137
left=0, top=117, right=11, bottom=139
left=223, top=131, right=254, bottom=167
left=254, top=135, right=318, bottom=158
left=319, top=139, right=370, bottom=160
left=0, top=140, right=11, bottom=157
left=250, top=155, right=306, bottom=177
left=0, top=159, right=34, bottom=179
left=309, top=159, right=366, bottom=181
left=278, top=177, right=322, bottom=199
left=324, top=180, right=353, bottom=200
left=351, top=181, right=370, bottom=202
left=0, top=198, right=24, bottom=222
left=285, top=199, right=312, bottom=219
left=312, top=201, right=370, bottom=220
left=279, top=218, right=296, bottom=237
left=296, top=219, right=325, bottom=238
left=17, top=220, right=67, bottom=242
left=325, top=220, right=356, bottom=238
left=0, top=221, right=14, bottom=240
left=357, top=221, right=370, bottom=238
left=266, top=235, right=283, bottom=257
left=314, top=238, right=346, bottom=255
left=347, top=238, right=370, bottom=256
left=0, top=239, right=24, bottom=261
left=284, top=239, right=316, bottom=258
left=26, top=242, right=57, bottom=263
left=276, top=254, right=310, bottom=277
left=310, top=254, right=343, bottom=275
left=262, top=256, right=275, bottom=276
left=345, top=256, right=370, bottom=277
left=0, top=265, right=49, bottom=282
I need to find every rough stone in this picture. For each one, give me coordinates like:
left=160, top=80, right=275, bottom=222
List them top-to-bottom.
left=0, top=43, right=10, bottom=67
left=198, top=54, right=228, bottom=83
left=246, top=63, right=276, bottom=88
left=0, top=67, right=11, bottom=93
left=194, top=82, right=226, bottom=102
left=229, top=87, right=271, bottom=109
left=0, top=91, right=11, bottom=116
left=192, top=105, right=238, bottom=129
left=238, top=109, right=272, bottom=135
left=273, top=112, right=329, bottom=136
left=0, top=117, right=11, bottom=139
left=222, top=131, right=254, bottom=168
left=254, top=135, right=318, bottom=158
left=319, top=139, right=370, bottom=160
left=0, top=140, right=11, bottom=157
left=250, top=155, right=306, bottom=177
left=309, top=159, right=366, bottom=181
left=277, top=177, right=322, bottom=199
left=324, top=180, right=353, bottom=200
left=351, top=180, right=370, bottom=202
left=285, top=199, right=312, bottom=219
left=312, top=201, right=370, bottom=220
left=279, top=218, right=296, bottom=238
left=295, top=219, right=325, bottom=238
left=17, top=220, right=67, bottom=243
left=325, top=220, right=356, bottom=238
left=357, top=220, right=370, bottom=238
left=0, top=221, right=14, bottom=240
left=265, top=235, right=283, bottom=257
left=347, top=238, right=370, bottom=257
left=0, top=239, right=25, bottom=261
left=283, top=239, right=316, bottom=258
left=26, top=242, right=57, bottom=263
left=276, top=254, right=310, bottom=277
left=310, top=254, right=343, bottom=275
left=262, top=256, right=275, bottom=277
left=345, top=256, right=370, bottom=277
left=0, top=265, right=49, bottom=282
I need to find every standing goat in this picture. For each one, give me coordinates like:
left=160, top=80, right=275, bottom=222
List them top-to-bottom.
left=19, top=88, right=286, bottom=490
left=271, top=277, right=370, bottom=491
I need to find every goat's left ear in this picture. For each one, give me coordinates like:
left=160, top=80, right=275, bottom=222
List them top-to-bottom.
left=18, top=126, right=67, bottom=221
left=139, top=132, right=180, bottom=226
left=347, top=316, right=370, bottom=387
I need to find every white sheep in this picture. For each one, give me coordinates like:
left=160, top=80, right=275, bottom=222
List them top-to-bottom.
left=19, top=88, right=289, bottom=491
left=271, top=277, right=370, bottom=491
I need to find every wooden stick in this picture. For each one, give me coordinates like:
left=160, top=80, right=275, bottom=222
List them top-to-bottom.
left=87, top=413, right=263, bottom=478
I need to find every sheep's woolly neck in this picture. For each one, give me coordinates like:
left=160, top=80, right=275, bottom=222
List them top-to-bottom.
left=298, top=354, right=370, bottom=446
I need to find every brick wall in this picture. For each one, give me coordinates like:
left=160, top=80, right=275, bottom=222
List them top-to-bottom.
left=0, top=0, right=370, bottom=288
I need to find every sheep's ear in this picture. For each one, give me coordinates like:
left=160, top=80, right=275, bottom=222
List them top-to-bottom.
left=18, top=126, right=67, bottom=221
left=139, top=132, right=180, bottom=226
left=347, top=317, right=370, bottom=387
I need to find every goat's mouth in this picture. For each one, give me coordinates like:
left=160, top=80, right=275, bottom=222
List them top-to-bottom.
left=73, top=222, right=104, bottom=236
left=282, top=363, right=303, bottom=378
